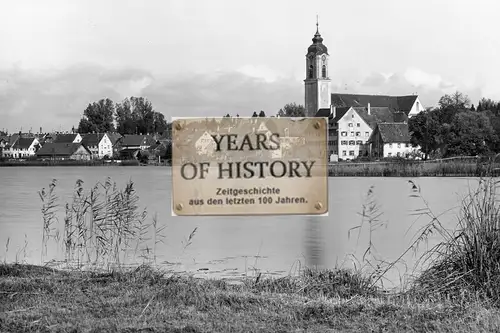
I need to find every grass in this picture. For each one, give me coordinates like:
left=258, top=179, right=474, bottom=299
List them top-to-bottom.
left=329, top=156, right=497, bottom=177
left=3, top=174, right=500, bottom=331
left=2, top=263, right=500, bottom=332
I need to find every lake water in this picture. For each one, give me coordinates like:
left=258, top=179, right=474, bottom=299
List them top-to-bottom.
left=0, top=166, right=482, bottom=288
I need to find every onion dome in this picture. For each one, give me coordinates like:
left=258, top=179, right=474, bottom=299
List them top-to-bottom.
left=307, top=21, right=328, bottom=57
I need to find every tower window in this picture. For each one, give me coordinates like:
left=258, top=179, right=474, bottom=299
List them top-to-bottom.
left=308, top=65, right=314, bottom=79
left=322, top=65, right=326, bottom=78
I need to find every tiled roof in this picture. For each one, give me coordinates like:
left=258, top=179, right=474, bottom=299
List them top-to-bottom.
left=331, top=93, right=418, bottom=114
left=354, top=107, right=396, bottom=129
left=315, top=108, right=331, bottom=118
left=377, top=123, right=411, bottom=143
left=81, top=133, right=105, bottom=147
left=107, top=133, right=122, bottom=145
left=8, top=134, right=19, bottom=145
left=54, top=134, right=78, bottom=143
left=120, top=135, right=156, bottom=147
left=12, top=138, right=36, bottom=149
left=36, top=143, right=89, bottom=156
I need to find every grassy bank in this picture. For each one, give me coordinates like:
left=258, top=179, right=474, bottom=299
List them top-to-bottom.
left=329, top=157, right=499, bottom=177
left=0, top=160, right=141, bottom=167
left=2, top=176, right=500, bottom=331
left=2, top=264, right=500, bottom=332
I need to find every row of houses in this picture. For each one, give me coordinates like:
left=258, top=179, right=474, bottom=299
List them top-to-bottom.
left=315, top=94, right=423, bottom=161
left=0, top=132, right=171, bottom=161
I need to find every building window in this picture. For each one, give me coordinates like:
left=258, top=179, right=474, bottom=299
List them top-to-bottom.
left=308, top=65, right=314, bottom=79
left=322, top=65, right=327, bottom=78
left=352, top=114, right=355, bottom=119
left=348, top=123, right=353, bottom=127
left=357, top=123, right=360, bottom=127
left=341, top=131, right=347, bottom=136
left=350, top=132, right=354, bottom=136
left=355, top=132, right=360, bottom=136
left=365, top=132, right=370, bottom=137
left=333, top=140, right=338, bottom=145
left=341, top=140, right=348, bottom=145
left=349, top=140, right=355, bottom=145
left=356, top=140, right=363, bottom=145
left=397, top=143, right=401, bottom=148
left=405, top=143, right=409, bottom=147
left=389, top=144, right=393, bottom=148
left=342, top=150, right=346, bottom=156
left=349, top=151, right=355, bottom=156
left=388, top=152, right=392, bottom=157
left=397, top=152, right=401, bottom=157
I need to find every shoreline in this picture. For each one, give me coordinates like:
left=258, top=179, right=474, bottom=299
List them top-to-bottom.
left=1, top=159, right=497, bottom=178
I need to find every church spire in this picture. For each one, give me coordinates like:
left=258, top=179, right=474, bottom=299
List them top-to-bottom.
left=312, top=15, right=323, bottom=44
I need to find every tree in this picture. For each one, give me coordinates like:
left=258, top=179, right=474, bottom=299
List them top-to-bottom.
left=438, top=91, right=471, bottom=110
left=115, top=97, right=167, bottom=135
left=78, top=98, right=115, bottom=133
left=478, top=98, right=497, bottom=112
left=277, top=102, right=305, bottom=117
left=470, top=104, right=476, bottom=112
left=408, top=109, right=443, bottom=159
left=258, top=110, right=266, bottom=117
left=252, top=111, right=258, bottom=117
left=444, top=111, right=497, bottom=157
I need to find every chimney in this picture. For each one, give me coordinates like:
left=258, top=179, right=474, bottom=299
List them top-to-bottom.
left=367, top=103, right=371, bottom=115
left=330, top=105, right=336, bottom=118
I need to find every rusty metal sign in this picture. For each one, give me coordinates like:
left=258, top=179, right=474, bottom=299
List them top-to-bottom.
left=171, top=117, right=328, bottom=216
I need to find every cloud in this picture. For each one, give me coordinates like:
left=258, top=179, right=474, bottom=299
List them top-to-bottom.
left=0, top=63, right=490, bottom=133
left=0, top=64, right=303, bottom=132
left=236, top=64, right=281, bottom=83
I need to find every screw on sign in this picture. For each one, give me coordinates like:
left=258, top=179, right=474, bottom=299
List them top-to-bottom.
left=171, top=117, right=329, bottom=216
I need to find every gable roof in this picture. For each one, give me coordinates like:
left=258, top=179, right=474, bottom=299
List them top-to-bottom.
left=331, top=93, right=418, bottom=114
left=353, top=107, right=397, bottom=129
left=376, top=123, right=411, bottom=143
left=81, top=133, right=106, bottom=147
left=107, top=133, right=122, bottom=145
left=8, top=134, right=20, bottom=146
left=53, top=134, right=79, bottom=143
left=119, top=135, right=156, bottom=147
left=12, top=138, right=37, bottom=149
left=36, top=143, right=90, bottom=156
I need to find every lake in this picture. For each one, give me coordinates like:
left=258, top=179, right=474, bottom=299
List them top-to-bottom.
left=0, top=166, right=482, bottom=288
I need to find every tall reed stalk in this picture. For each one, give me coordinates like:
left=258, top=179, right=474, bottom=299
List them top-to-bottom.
left=39, top=177, right=166, bottom=272
left=38, top=179, right=59, bottom=264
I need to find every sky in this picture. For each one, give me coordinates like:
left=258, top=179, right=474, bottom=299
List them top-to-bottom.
left=1, top=0, right=499, bottom=133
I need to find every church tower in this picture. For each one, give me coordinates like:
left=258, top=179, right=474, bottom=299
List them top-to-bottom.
left=304, top=19, right=331, bottom=117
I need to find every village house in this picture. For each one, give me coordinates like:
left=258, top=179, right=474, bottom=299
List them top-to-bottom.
left=305, top=22, right=424, bottom=160
left=369, top=123, right=421, bottom=158
left=80, top=133, right=113, bottom=159
left=116, top=134, right=156, bottom=159
left=1, top=137, right=41, bottom=159
left=36, top=143, right=92, bottom=160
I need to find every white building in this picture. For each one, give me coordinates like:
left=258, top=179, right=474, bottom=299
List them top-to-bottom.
left=304, top=22, right=425, bottom=160
left=80, top=133, right=114, bottom=159
left=2, top=137, right=40, bottom=159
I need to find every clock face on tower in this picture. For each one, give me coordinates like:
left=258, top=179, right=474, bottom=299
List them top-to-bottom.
left=322, top=55, right=326, bottom=61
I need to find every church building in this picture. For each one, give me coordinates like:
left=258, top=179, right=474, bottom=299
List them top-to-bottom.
left=304, top=22, right=425, bottom=160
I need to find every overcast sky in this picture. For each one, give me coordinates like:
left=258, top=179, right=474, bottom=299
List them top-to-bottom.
left=1, top=0, right=498, bottom=133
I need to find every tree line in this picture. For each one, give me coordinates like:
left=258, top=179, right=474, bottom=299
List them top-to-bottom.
left=409, top=91, right=500, bottom=159
left=77, top=97, right=169, bottom=135
left=223, top=103, right=306, bottom=118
